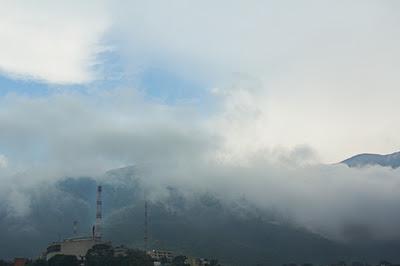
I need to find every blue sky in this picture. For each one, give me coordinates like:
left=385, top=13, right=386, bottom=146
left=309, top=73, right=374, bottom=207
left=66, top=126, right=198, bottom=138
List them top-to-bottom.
left=0, top=62, right=208, bottom=103
left=0, top=75, right=50, bottom=97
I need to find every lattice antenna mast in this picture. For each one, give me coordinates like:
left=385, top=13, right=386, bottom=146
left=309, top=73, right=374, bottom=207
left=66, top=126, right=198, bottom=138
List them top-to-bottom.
left=95, top=185, right=102, bottom=240
left=144, top=199, right=148, bottom=251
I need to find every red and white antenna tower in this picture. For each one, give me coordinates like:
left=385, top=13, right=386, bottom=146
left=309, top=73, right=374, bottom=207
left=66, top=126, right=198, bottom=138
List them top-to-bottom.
left=95, top=185, right=102, bottom=240
left=144, top=199, right=148, bottom=251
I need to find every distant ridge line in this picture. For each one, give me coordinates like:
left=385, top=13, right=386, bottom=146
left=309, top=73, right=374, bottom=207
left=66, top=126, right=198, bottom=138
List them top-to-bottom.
left=341, top=150, right=400, bottom=169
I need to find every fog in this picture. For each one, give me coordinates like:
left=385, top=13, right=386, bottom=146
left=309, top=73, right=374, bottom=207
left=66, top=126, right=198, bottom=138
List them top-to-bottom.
left=1, top=88, right=400, bottom=244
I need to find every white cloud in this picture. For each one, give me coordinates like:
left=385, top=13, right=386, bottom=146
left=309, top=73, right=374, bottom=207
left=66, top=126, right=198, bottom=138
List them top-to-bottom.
left=110, top=0, right=400, bottom=162
left=0, top=1, right=109, bottom=84
left=2, top=1, right=400, bottom=159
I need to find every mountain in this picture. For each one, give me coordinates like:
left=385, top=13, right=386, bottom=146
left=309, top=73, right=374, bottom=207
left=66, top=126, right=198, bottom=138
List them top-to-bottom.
left=341, top=151, right=400, bottom=169
left=3, top=166, right=400, bottom=265
left=0, top=167, right=349, bottom=265
left=58, top=168, right=350, bottom=265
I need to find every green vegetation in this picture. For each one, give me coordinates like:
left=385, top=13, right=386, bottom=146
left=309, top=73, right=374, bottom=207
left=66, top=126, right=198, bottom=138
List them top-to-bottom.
left=86, top=244, right=153, bottom=266
left=86, top=244, right=115, bottom=266
left=27, top=246, right=153, bottom=266
left=114, top=249, right=153, bottom=266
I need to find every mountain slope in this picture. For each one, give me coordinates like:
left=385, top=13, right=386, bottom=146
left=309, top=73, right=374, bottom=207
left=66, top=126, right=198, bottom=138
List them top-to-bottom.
left=341, top=151, right=400, bottom=168
left=3, top=166, right=400, bottom=265
left=0, top=167, right=349, bottom=265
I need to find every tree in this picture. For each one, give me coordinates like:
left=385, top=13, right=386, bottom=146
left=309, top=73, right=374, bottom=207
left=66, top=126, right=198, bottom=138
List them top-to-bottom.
left=85, top=244, right=114, bottom=266
left=86, top=245, right=153, bottom=266
left=121, top=249, right=153, bottom=266
left=48, top=255, right=79, bottom=266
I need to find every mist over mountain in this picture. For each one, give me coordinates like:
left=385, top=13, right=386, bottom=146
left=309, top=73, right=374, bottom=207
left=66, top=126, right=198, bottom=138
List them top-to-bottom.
left=341, top=151, right=400, bottom=169
left=3, top=166, right=400, bottom=265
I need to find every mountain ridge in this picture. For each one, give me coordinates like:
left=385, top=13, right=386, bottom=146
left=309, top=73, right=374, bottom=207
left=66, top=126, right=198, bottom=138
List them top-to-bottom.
left=341, top=151, right=400, bottom=169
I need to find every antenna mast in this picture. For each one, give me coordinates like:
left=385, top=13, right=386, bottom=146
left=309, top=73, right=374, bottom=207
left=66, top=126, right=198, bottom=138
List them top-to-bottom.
left=95, top=185, right=102, bottom=240
left=144, top=199, right=148, bottom=251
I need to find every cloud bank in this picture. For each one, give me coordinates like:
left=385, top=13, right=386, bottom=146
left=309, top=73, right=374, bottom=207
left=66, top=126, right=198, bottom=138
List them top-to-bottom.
left=110, top=0, right=400, bottom=162
left=2, top=1, right=400, bottom=160
left=0, top=89, right=400, bottom=243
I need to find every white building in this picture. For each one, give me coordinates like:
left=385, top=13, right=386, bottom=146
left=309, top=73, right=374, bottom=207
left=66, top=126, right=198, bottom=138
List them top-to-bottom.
left=46, top=236, right=107, bottom=261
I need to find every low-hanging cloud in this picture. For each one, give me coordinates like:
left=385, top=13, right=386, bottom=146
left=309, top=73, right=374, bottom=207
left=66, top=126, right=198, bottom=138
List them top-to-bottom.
left=0, top=88, right=400, bottom=244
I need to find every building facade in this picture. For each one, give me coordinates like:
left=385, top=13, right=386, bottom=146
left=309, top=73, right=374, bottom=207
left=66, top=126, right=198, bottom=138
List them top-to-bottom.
left=46, top=237, right=106, bottom=261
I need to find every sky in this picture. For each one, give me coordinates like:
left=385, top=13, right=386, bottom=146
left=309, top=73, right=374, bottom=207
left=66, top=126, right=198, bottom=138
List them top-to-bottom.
left=1, top=0, right=400, bottom=165
left=2, top=0, right=400, bottom=243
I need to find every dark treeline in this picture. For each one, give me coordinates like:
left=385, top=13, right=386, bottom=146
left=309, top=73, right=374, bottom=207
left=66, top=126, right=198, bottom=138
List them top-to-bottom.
left=0, top=243, right=221, bottom=266
left=0, top=246, right=152, bottom=266
left=1, top=258, right=398, bottom=266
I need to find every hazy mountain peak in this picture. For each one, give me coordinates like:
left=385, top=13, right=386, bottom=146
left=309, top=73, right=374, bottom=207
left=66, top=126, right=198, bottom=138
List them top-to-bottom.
left=341, top=151, right=400, bottom=169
